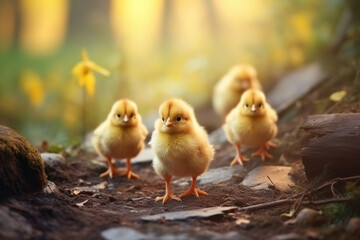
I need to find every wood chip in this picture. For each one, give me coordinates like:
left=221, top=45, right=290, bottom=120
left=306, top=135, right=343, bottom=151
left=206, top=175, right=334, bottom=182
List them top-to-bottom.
left=71, top=181, right=108, bottom=195
left=76, top=199, right=88, bottom=207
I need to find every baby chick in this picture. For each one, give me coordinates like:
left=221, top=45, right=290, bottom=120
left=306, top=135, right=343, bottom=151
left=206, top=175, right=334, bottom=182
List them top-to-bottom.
left=213, top=64, right=262, bottom=119
left=223, top=89, right=278, bottom=166
left=150, top=98, right=214, bottom=204
left=92, top=99, right=148, bottom=179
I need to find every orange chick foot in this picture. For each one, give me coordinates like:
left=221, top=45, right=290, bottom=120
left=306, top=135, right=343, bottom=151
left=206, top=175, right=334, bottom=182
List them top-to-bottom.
left=251, top=144, right=274, bottom=161
left=230, top=154, right=249, bottom=166
left=120, top=158, right=139, bottom=179
left=100, top=168, right=120, bottom=179
left=120, top=170, right=139, bottom=180
left=180, top=176, right=208, bottom=198
left=180, top=186, right=208, bottom=198
left=155, top=193, right=181, bottom=204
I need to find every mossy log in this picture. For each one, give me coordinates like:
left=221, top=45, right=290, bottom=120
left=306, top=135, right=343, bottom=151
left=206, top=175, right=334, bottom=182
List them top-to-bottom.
left=301, top=113, right=360, bottom=180
left=0, top=125, right=47, bottom=200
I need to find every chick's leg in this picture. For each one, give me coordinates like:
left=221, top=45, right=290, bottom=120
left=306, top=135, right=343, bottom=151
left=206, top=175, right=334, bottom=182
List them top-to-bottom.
left=251, top=142, right=275, bottom=161
left=230, top=143, right=248, bottom=166
left=100, top=157, right=119, bottom=179
left=120, top=158, right=139, bottom=179
left=155, top=176, right=181, bottom=204
left=180, top=176, right=208, bottom=198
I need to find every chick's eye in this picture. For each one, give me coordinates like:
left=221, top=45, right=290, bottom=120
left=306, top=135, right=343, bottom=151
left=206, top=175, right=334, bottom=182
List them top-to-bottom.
left=258, top=103, right=262, bottom=108
left=245, top=104, right=249, bottom=108
left=130, top=113, right=134, bottom=118
left=116, top=114, right=121, bottom=118
left=176, top=116, right=181, bottom=122
left=161, top=117, right=164, bottom=122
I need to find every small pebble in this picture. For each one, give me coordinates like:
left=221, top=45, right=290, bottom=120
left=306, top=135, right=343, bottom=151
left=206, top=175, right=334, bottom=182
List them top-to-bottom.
left=41, top=153, right=66, bottom=167
left=296, top=208, right=323, bottom=226
left=346, top=217, right=360, bottom=235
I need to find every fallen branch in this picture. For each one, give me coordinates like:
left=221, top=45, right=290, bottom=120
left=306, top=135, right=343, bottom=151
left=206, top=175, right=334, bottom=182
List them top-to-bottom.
left=239, top=175, right=360, bottom=213
left=239, top=197, right=353, bottom=212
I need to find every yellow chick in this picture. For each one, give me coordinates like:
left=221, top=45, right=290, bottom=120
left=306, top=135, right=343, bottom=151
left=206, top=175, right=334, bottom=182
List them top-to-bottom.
left=213, top=64, right=262, bottom=119
left=223, top=89, right=278, bottom=166
left=150, top=98, right=214, bottom=204
left=92, top=99, right=148, bottom=179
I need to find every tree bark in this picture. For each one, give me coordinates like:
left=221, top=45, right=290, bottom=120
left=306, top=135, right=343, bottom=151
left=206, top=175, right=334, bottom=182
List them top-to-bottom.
left=301, top=113, right=360, bottom=180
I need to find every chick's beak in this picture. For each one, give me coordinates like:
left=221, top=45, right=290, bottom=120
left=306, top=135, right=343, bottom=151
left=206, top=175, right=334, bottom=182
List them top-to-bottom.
left=242, top=80, right=250, bottom=90
left=251, top=104, right=256, bottom=112
left=123, top=114, right=129, bottom=122
left=165, top=117, right=173, bottom=127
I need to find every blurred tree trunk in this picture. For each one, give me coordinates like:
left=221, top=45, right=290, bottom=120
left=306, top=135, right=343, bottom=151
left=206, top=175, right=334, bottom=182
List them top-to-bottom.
left=19, top=0, right=69, bottom=56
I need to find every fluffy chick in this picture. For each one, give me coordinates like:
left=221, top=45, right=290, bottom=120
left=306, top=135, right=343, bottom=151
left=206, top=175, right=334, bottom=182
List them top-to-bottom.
left=213, top=64, right=262, bottom=119
left=223, top=89, right=278, bottom=166
left=150, top=98, right=214, bottom=204
left=92, top=99, right=148, bottom=179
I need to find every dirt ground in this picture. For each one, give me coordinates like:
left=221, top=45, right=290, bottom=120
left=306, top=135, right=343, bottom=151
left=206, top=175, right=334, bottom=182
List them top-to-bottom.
left=2, top=62, right=360, bottom=240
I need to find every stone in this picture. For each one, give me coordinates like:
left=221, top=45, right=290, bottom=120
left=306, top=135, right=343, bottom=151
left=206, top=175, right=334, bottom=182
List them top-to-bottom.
left=267, top=62, right=327, bottom=113
left=0, top=125, right=47, bottom=200
left=92, top=148, right=153, bottom=167
left=131, top=148, right=153, bottom=164
left=41, top=153, right=66, bottom=167
left=174, top=166, right=244, bottom=187
left=241, top=166, right=294, bottom=192
left=43, top=181, right=59, bottom=194
left=0, top=206, right=34, bottom=239
left=141, top=206, right=238, bottom=222
left=295, top=208, right=323, bottom=226
left=346, top=217, right=360, bottom=235
left=101, top=226, right=248, bottom=240
left=268, top=233, right=303, bottom=240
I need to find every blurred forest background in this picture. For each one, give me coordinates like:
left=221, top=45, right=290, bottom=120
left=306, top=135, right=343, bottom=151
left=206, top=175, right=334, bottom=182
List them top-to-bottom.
left=0, top=0, right=345, bottom=146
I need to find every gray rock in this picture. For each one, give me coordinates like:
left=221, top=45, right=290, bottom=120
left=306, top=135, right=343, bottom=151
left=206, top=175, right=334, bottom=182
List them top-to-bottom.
left=267, top=62, right=327, bottom=113
left=209, top=127, right=228, bottom=145
left=92, top=148, right=153, bottom=167
left=132, top=148, right=153, bottom=164
left=41, top=153, right=66, bottom=167
left=241, top=165, right=294, bottom=192
left=174, top=166, right=244, bottom=187
left=43, top=180, right=59, bottom=194
left=0, top=206, right=34, bottom=239
left=141, top=206, right=238, bottom=221
left=295, top=208, right=323, bottom=226
left=346, top=217, right=360, bottom=235
left=101, top=226, right=248, bottom=240
left=269, top=233, right=303, bottom=240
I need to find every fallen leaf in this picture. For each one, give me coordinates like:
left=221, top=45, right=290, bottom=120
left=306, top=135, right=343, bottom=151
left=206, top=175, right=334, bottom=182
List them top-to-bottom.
left=329, top=90, right=346, bottom=102
left=71, top=181, right=108, bottom=195
left=76, top=199, right=88, bottom=207
left=281, top=208, right=296, bottom=218
left=235, top=218, right=250, bottom=225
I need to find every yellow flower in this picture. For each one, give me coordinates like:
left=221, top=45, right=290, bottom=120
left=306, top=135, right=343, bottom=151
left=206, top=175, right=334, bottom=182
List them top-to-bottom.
left=72, top=49, right=110, bottom=96
left=19, top=70, right=45, bottom=108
